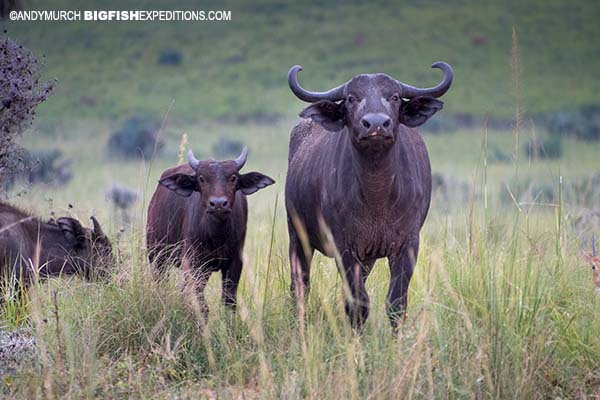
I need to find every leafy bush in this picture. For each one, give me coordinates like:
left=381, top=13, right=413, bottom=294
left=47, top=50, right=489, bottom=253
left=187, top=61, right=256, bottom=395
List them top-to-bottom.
left=0, top=1, right=22, bottom=20
left=0, top=35, right=55, bottom=194
left=158, top=48, right=182, bottom=66
left=542, top=105, right=600, bottom=141
left=107, top=114, right=163, bottom=159
left=420, top=115, right=459, bottom=134
left=524, top=133, right=563, bottom=159
left=212, top=137, right=244, bottom=159
left=487, top=144, right=512, bottom=163
left=2, top=149, right=72, bottom=193
left=27, top=149, right=72, bottom=185
left=431, top=172, right=473, bottom=213
left=564, top=172, right=600, bottom=209
left=499, top=178, right=557, bottom=207
left=105, top=183, right=138, bottom=227
left=105, top=184, right=137, bottom=210
left=569, top=207, right=600, bottom=240
left=0, top=328, right=36, bottom=377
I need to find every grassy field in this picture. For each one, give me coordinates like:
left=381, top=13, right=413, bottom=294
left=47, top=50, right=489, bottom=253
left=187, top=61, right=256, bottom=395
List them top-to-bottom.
left=2, top=0, right=600, bottom=398
left=2, top=0, right=600, bottom=123
left=1, top=120, right=599, bottom=398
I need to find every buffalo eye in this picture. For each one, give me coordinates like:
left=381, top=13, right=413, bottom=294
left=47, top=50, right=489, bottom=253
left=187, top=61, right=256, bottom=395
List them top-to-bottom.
left=390, top=94, right=400, bottom=102
left=347, top=95, right=356, bottom=104
left=198, top=175, right=206, bottom=183
left=230, top=175, right=238, bottom=183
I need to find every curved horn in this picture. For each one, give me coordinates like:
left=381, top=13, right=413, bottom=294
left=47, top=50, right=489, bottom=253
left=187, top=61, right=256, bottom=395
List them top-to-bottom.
left=398, top=62, right=454, bottom=99
left=288, top=65, right=346, bottom=103
left=234, top=146, right=248, bottom=170
left=187, top=149, right=200, bottom=170
left=90, top=216, right=105, bottom=237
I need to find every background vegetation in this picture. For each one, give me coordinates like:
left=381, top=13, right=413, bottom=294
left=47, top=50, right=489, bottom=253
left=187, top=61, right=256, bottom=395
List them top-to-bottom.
left=3, top=0, right=599, bottom=122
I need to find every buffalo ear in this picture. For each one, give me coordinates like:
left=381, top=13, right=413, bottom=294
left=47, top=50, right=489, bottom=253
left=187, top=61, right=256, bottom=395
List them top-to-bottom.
left=399, top=96, right=444, bottom=128
left=299, top=100, right=345, bottom=132
left=238, top=172, right=275, bottom=195
left=159, top=173, right=197, bottom=197
left=57, top=217, right=87, bottom=247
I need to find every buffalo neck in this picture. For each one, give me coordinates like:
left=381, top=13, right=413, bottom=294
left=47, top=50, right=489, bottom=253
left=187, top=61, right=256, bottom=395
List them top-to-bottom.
left=345, top=135, right=403, bottom=207
left=183, top=193, right=231, bottom=244
left=190, top=208, right=233, bottom=248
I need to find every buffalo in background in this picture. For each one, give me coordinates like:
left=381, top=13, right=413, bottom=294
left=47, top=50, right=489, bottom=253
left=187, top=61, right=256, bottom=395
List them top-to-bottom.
left=0, top=202, right=113, bottom=292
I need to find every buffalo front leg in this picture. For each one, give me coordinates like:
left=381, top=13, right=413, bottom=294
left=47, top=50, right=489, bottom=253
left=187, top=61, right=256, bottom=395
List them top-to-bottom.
left=287, top=217, right=314, bottom=301
left=387, top=239, right=419, bottom=331
left=182, top=251, right=210, bottom=323
left=339, top=252, right=374, bottom=331
left=221, top=255, right=242, bottom=310
left=194, top=272, right=210, bottom=324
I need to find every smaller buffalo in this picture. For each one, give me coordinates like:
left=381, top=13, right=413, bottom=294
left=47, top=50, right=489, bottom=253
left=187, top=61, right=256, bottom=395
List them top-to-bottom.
left=146, top=147, right=274, bottom=317
left=0, top=202, right=113, bottom=292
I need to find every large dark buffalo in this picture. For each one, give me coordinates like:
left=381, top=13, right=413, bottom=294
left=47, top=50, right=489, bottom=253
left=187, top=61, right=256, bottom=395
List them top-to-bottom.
left=285, top=62, right=453, bottom=330
left=146, top=147, right=274, bottom=316
left=0, top=202, right=113, bottom=289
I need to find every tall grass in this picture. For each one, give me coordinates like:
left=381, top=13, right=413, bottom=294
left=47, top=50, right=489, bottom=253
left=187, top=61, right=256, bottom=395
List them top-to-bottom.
left=1, top=110, right=599, bottom=398
left=2, top=189, right=599, bottom=398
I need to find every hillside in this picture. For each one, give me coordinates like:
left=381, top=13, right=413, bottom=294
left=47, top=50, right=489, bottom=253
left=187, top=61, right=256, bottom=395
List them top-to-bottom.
left=2, top=0, right=599, bottom=125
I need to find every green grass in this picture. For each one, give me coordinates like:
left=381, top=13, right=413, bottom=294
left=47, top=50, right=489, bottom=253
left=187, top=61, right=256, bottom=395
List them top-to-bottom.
left=2, top=0, right=600, bottom=397
left=3, top=0, right=599, bottom=123
left=1, top=119, right=599, bottom=398
left=2, top=187, right=600, bottom=398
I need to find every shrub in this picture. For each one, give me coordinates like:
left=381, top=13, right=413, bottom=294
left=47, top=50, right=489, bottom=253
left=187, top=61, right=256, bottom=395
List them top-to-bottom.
left=0, top=1, right=22, bottom=20
left=0, top=35, right=55, bottom=195
left=158, top=48, right=182, bottom=66
left=542, top=105, right=600, bottom=141
left=107, top=114, right=163, bottom=159
left=420, top=115, right=459, bottom=134
left=524, top=133, right=563, bottom=159
left=212, top=137, right=244, bottom=159
left=487, top=144, right=512, bottom=163
left=0, top=148, right=28, bottom=195
left=1, top=149, right=72, bottom=193
left=27, top=149, right=72, bottom=185
left=431, top=172, right=473, bottom=213
left=564, top=172, right=600, bottom=209
left=499, top=178, right=557, bottom=208
left=105, top=183, right=138, bottom=227
left=105, top=184, right=137, bottom=210
left=569, top=207, right=600, bottom=239
left=0, top=328, right=36, bottom=377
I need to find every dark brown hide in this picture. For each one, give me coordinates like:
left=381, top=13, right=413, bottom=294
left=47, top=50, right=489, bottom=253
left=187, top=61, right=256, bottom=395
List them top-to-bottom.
left=286, top=63, right=453, bottom=330
left=146, top=148, right=274, bottom=317
left=0, top=202, right=113, bottom=290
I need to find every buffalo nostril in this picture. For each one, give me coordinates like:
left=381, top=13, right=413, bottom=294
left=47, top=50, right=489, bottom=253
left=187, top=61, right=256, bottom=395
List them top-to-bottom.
left=361, top=119, right=371, bottom=129
left=383, top=119, right=391, bottom=128
left=209, top=197, right=228, bottom=209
